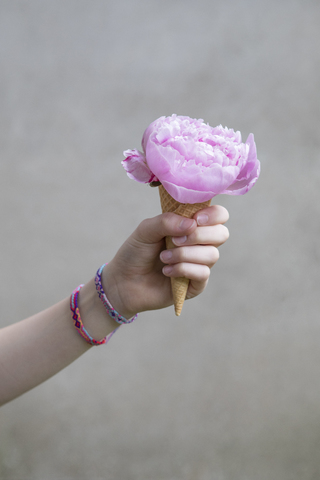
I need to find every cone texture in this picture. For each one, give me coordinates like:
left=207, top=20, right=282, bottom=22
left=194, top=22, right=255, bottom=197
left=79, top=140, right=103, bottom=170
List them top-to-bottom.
left=159, top=185, right=211, bottom=316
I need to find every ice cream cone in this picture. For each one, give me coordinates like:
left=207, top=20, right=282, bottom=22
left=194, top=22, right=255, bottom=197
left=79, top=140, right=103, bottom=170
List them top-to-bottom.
left=159, top=184, right=211, bottom=316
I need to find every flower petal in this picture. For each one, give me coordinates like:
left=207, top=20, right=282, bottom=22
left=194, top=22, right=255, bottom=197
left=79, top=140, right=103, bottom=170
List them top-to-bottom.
left=221, top=134, right=260, bottom=195
left=122, top=149, right=158, bottom=184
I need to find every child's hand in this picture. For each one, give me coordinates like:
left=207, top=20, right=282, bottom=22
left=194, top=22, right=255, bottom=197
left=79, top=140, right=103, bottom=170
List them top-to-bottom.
left=102, top=205, right=229, bottom=318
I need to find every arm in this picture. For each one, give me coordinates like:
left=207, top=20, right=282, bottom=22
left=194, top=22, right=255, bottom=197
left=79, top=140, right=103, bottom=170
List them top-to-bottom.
left=0, top=206, right=229, bottom=406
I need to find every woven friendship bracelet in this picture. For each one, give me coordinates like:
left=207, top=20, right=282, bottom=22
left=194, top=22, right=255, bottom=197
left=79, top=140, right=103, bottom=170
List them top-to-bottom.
left=95, top=264, right=138, bottom=324
left=70, top=285, right=117, bottom=346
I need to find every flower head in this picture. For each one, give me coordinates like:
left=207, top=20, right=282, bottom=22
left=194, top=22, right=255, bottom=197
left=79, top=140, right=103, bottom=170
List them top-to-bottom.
left=122, top=114, right=260, bottom=203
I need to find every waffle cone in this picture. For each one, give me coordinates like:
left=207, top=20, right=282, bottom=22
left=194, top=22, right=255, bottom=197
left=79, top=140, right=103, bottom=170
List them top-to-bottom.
left=159, top=184, right=211, bottom=316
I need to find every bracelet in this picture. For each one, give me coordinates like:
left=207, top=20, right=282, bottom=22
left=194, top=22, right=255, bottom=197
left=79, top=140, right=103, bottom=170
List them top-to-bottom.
left=95, top=264, right=139, bottom=324
left=70, top=285, right=117, bottom=346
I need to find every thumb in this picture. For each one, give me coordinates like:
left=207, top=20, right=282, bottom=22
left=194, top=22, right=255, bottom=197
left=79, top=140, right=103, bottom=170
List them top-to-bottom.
left=134, top=213, right=197, bottom=245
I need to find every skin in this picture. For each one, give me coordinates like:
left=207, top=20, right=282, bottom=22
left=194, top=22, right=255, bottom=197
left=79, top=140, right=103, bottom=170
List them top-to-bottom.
left=0, top=205, right=229, bottom=406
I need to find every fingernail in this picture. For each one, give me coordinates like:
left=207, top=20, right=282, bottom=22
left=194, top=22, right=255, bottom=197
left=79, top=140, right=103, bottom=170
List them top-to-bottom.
left=197, top=213, right=209, bottom=225
left=179, top=218, right=195, bottom=230
left=172, top=235, right=187, bottom=246
left=160, top=250, right=173, bottom=262
left=163, top=265, right=173, bottom=275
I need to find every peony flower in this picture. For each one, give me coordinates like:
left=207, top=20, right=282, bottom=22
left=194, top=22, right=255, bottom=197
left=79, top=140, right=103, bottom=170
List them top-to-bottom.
left=122, top=114, right=260, bottom=203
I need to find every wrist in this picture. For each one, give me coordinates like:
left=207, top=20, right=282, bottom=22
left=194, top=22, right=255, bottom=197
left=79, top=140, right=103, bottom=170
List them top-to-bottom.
left=101, top=263, right=138, bottom=320
left=78, top=278, right=120, bottom=341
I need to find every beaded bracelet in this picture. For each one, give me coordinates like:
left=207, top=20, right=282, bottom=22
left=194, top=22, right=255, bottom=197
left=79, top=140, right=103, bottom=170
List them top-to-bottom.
left=95, top=264, right=139, bottom=324
left=70, top=284, right=117, bottom=346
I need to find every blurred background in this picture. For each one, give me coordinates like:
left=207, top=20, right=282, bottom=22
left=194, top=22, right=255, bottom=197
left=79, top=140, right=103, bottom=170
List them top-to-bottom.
left=1, top=0, right=320, bottom=479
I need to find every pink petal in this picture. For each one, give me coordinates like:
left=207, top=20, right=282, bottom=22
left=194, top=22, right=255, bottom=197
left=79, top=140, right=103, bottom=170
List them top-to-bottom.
left=221, top=134, right=260, bottom=195
left=122, top=149, right=158, bottom=184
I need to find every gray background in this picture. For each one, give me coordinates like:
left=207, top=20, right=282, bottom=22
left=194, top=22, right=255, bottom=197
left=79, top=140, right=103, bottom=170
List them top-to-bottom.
left=1, top=1, right=320, bottom=479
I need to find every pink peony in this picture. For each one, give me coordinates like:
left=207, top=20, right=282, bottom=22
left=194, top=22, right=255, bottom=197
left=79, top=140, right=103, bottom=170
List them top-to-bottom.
left=122, top=114, right=260, bottom=203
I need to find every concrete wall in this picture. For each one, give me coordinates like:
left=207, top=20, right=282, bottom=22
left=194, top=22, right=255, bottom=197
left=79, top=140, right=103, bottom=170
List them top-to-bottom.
left=1, top=1, right=320, bottom=478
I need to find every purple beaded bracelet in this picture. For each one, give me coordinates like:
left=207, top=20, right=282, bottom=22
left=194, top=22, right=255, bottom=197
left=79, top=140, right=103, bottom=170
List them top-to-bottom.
left=94, top=264, right=139, bottom=324
left=70, top=284, right=117, bottom=346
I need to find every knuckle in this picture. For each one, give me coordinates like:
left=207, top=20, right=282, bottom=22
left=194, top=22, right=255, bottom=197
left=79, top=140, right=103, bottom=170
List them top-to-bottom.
left=210, top=205, right=229, bottom=223
left=220, top=206, right=230, bottom=223
left=158, top=212, right=175, bottom=235
left=160, top=212, right=173, bottom=226
left=160, top=212, right=183, bottom=234
left=136, top=218, right=148, bottom=236
left=219, top=225, right=229, bottom=242
left=223, top=226, right=230, bottom=240
left=210, top=246, right=220, bottom=264
left=176, top=247, right=189, bottom=263
left=178, top=263, right=189, bottom=277
left=202, top=265, right=211, bottom=280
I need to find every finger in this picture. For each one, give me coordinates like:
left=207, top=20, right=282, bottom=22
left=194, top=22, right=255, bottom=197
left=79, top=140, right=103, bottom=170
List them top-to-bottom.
left=194, top=205, right=229, bottom=226
left=135, top=213, right=197, bottom=245
left=172, top=224, right=229, bottom=247
left=160, top=245, right=219, bottom=268
left=162, top=262, right=211, bottom=284
left=162, top=262, right=210, bottom=299
left=187, top=278, right=209, bottom=299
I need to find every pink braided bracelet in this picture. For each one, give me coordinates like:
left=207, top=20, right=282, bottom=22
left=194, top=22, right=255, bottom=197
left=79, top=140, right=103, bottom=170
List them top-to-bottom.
left=70, top=285, right=117, bottom=346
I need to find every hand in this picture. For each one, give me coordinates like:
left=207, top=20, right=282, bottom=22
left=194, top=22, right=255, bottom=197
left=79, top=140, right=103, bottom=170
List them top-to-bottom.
left=102, top=205, right=229, bottom=318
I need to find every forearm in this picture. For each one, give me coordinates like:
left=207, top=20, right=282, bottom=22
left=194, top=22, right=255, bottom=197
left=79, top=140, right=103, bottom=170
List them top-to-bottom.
left=0, top=208, right=229, bottom=406
left=0, top=278, right=120, bottom=406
